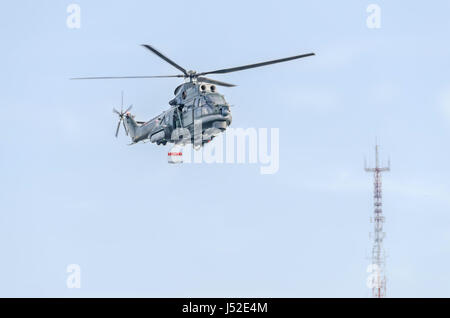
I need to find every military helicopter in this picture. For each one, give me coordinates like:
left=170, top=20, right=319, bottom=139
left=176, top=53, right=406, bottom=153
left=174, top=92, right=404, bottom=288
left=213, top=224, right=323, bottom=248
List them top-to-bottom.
left=72, top=45, right=314, bottom=148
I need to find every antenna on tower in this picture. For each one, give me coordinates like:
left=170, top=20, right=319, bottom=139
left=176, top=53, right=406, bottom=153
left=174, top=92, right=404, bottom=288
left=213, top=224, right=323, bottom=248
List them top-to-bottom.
left=365, top=142, right=390, bottom=298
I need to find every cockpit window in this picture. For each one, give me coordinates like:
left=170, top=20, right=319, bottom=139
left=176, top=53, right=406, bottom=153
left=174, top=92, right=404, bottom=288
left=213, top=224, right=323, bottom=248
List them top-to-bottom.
left=174, top=85, right=182, bottom=95
left=206, top=94, right=226, bottom=105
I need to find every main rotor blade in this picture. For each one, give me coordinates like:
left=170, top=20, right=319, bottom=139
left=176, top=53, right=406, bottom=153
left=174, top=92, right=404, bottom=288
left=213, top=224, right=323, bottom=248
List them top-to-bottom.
left=141, top=44, right=188, bottom=76
left=197, top=52, right=315, bottom=76
left=71, top=75, right=184, bottom=80
left=197, top=77, right=236, bottom=87
left=113, top=108, right=120, bottom=115
left=115, top=120, right=121, bottom=138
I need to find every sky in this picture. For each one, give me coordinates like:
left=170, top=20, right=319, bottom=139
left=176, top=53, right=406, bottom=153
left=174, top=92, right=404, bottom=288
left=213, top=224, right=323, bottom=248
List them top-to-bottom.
left=1, top=0, right=450, bottom=297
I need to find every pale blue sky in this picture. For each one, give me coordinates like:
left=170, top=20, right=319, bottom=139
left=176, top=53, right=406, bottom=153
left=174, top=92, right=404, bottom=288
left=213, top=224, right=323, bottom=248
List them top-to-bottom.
left=1, top=0, right=450, bottom=297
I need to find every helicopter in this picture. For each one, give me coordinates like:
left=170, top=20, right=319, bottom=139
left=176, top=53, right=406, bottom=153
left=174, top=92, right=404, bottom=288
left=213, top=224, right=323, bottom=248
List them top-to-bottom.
left=72, top=45, right=315, bottom=148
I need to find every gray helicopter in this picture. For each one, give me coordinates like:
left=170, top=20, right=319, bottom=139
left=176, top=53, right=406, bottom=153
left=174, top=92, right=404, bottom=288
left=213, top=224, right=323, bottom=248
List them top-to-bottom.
left=72, top=45, right=315, bottom=148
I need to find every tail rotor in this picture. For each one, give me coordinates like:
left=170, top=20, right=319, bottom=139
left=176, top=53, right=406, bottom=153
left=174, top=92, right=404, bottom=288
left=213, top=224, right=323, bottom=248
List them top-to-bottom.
left=113, top=91, right=133, bottom=138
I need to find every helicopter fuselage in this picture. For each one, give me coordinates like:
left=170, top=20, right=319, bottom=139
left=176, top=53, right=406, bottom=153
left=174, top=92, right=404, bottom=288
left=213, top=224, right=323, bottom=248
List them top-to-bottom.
left=124, top=81, right=232, bottom=146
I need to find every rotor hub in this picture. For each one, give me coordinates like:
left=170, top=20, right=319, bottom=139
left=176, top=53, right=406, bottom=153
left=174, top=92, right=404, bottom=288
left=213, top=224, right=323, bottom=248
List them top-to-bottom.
left=187, top=70, right=197, bottom=78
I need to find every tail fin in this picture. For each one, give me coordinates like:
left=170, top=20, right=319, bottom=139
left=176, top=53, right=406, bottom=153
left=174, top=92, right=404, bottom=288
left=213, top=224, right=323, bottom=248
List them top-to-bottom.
left=124, top=113, right=138, bottom=139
